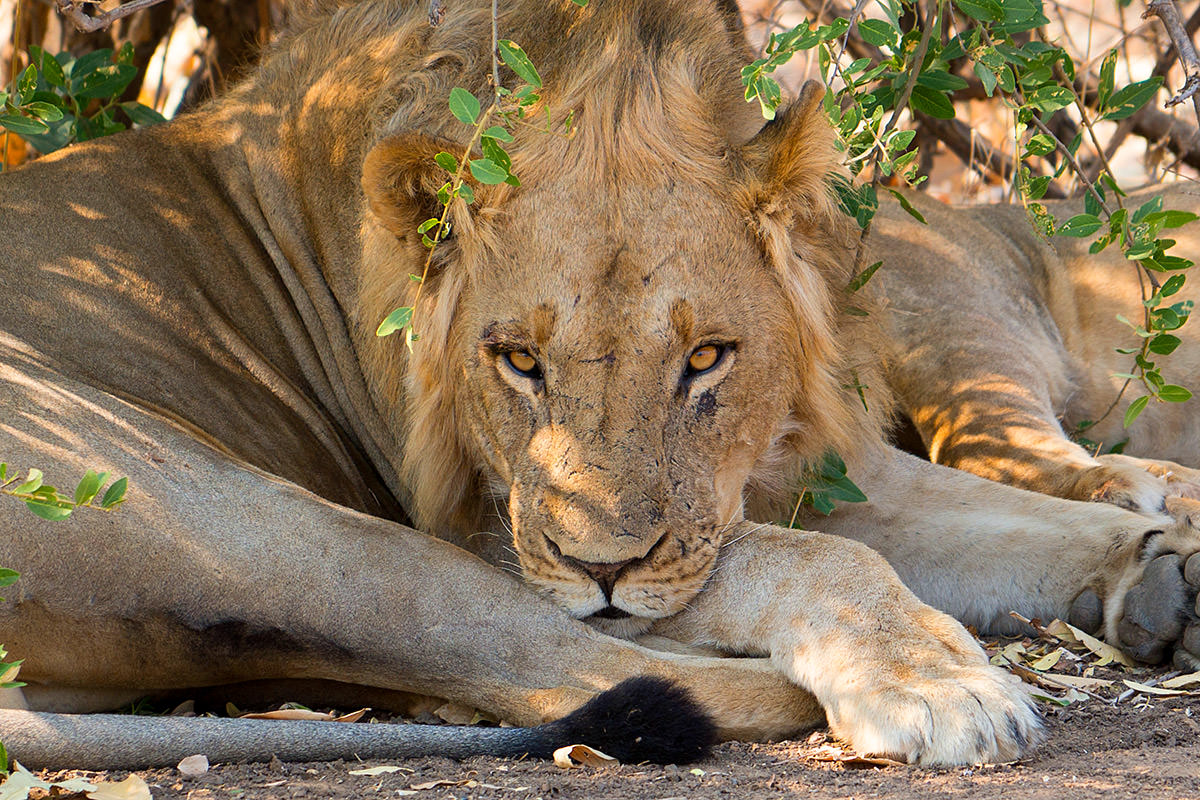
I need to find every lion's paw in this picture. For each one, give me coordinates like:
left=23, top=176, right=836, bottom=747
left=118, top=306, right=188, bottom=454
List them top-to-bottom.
left=1077, top=455, right=1200, bottom=517
left=1088, top=499, right=1200, bottom=667
left=823, top=661, right=1042, bottom=766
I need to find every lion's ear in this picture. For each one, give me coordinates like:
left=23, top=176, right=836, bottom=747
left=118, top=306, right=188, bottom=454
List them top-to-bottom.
left=738, top=80, right=840, bottom=219
left=362, top=132, right=491, bottom=243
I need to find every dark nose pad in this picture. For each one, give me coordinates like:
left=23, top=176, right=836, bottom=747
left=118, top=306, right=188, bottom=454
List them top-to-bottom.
left=568, top=558, right=634, bottom=603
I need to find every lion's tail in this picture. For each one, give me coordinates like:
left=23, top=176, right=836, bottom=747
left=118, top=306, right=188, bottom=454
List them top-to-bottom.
left=0, top=677, right=716, bottom=769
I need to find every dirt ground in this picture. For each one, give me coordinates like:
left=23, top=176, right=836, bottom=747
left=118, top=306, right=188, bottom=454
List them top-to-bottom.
left=24, top=660, right=1200, bottom=800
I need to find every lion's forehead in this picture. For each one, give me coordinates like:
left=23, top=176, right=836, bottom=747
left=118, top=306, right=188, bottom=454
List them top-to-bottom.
left=470, top=233, right=780, bottom=358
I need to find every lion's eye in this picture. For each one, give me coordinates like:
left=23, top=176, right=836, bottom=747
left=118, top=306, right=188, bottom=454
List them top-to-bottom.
left=685, top=344, right=724, bottom=377
left=505, top=350, right=542, bottom=379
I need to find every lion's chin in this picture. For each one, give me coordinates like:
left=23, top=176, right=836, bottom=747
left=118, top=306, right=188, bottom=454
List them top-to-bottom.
left=583, top=612, right=656, bottom=639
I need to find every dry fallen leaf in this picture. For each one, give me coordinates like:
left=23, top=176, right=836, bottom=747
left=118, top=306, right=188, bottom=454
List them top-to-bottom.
left=1040, top=619, right=1136, bottom=667
left=1028, top=648, right=1065, bottom=671
left=1162, top=671, right=1200, bottom=689
left=1043, top=674, right=1115, bottom=690
left=1122, top=679, right=1190, bottom=697
left=432, top=702, right=494, bottom=725
left=239, top=708, right=367, bottom=722
left=552, top=744, right=618, bottom=769
left=810, top=745, right=905, bottom=768
left=177, top=754, right=209, bottom=777
left=0, top=764, right=150, bottom=800
left=349, top=765, right=414, bottom=776
left=86, top=774, right=153, bottom=800
left=410, top=779, right=478, bottom=790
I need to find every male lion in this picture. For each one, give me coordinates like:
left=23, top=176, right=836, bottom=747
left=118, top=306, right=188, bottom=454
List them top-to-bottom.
left=2, top=0, right=1199, bottom=769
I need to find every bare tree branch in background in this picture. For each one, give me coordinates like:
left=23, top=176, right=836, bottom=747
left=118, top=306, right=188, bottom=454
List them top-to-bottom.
left=54, top=0, right=171, bottom=33
left=1144, top=0, right=1200, bottom=129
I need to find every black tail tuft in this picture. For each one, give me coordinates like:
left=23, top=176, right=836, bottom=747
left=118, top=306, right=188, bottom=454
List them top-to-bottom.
left=546, top=676, right=717, bottom=764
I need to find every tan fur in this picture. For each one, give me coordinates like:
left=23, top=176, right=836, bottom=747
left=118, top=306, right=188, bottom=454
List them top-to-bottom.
left=3, top=0, right=1200, bottom=769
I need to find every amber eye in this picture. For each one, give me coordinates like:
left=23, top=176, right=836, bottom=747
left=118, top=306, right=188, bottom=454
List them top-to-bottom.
left=685, top=344, right=724, bottom=377
left=505, top=350, right=542, bottom=379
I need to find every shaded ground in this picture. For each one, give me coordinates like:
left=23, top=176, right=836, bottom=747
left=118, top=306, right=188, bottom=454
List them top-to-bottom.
left=28, top=683, right=1200, bottom=800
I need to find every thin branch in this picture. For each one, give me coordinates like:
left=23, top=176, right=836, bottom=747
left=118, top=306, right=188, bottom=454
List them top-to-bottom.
left=54, top=0, right=172, bottom=33
left=427, top=0, right=445, bottom=27
left=490, top=0, right=500, bottom=101
left=884, top=0, right=938, bottom=139
left=1144, top=0, right=1200, bottom=128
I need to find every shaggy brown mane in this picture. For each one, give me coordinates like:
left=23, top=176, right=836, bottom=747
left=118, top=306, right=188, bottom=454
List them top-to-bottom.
left=273, top=0, right=891, bottom=535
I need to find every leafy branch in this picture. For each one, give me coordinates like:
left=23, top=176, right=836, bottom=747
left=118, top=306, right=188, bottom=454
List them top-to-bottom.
left=747, top=0, right=1196, bottom=431
left=0, top=463, right=128, bottom=521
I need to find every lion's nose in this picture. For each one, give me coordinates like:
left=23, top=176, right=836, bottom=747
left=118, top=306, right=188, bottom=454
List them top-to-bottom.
left=566, top=557, right=635, bottom=603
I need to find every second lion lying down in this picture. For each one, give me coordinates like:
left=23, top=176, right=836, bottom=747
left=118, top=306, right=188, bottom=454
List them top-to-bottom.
left=3, top=0, right=1200, bottom=768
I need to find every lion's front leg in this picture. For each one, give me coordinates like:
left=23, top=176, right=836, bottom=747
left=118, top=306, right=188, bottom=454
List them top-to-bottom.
left=823, top=444, right=1200, bottom=670
left=650, top=525, right=1041, bottom=766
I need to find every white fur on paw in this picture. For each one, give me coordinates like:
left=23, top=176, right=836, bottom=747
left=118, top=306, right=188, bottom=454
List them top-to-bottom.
left=822, top=663, right=1042, bottom=766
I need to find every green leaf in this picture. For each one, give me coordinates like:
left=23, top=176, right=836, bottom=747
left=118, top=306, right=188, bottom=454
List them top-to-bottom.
left=569, top=0, right=587, bottom=6
left=954, top=0, right=1003, bottom=21
left=858, top=19, right=897, bottom=48
left=497, top=40, right=542, bottom=89
left=117, top=41, right=135, bottom=66
left=70, top=48, right=114, bottom=84
left=1097, top=49, right=1117, bottom=110
left=41, top=51, right=66, bottom=88
left=973, top=62, right=998, bottom=96
left=16, top=64, right=36, bottom=104
left=74, top=64, right=138, bottom=100
left=916, top=71, right=968, bottom=92
left=1102, top=77, right=1163, bottom=121
left=908, top=85, right=955, bottom=119
left=1026, top=85, right=1074, bottom=113
left=448, top=87, right=480, bottom=125
left=24, top=101, right=63, bottom=122
left=118, top=101, right=166, bottom=126
left=0, top=114, right=49, bottom=135
left=482, top=125, right=514, bottom=142
left=1024, top=133, right=1056, bottom=157
left=481, top=137, right=512, bottom=172
left=433, top=151, right=459, bottom=173
left=469, top=157, right=509, bottom=184
left=458, top=182, right=476, bottom=204
left=886, top=188, right=927, bottom=224
left=1133, top=195, right=1163, bottom=223
left=1148, top=210, right=1198, bottom=229
left=1057, top=214, right=1102, bottom=237
left=417, top=218, right=440, bottom=235
left=847, top=261, right=883, bottom=293
left=1161, top=274, right=1187, bottom=298
left=376, top=306, right=414, bottom=337
left=1148, top=334, right=1182, bottom=355
left=1158, top=385, right=1192, bottom=402
left=1123, top=395, right=1150, bottom=427
left=0, top=463, right=6, bottom=482
left=14, top=469, right=43, bottom=495
left=74, top=469, right=103, bottom=506
left=100, top=477, right=128, bottom=509
left=25, top=500, right=72, bottom=521
left=0, top=568, right=19, bottom=588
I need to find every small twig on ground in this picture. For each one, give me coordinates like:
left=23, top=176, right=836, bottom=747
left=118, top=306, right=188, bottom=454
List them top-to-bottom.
left=54, top=0, right=173, bottom=32
left=1144, top=0, right=1200, bottom=129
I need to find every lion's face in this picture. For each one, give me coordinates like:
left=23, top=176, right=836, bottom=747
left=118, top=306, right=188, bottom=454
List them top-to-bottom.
left=362, top=85, right=852, bottom=635
left=452, top=176, right=805, bottom=632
